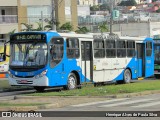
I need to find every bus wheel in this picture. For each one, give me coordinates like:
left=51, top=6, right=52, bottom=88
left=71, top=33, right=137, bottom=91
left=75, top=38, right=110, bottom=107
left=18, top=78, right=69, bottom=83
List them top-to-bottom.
left=123, top=69, right=131, bottom=83
left=64, top=73, right=77, bottom=90
left=155, top=75, right=160, bottom=79
left=94, top=83, right=98, bottom=87
left=34, top=86, right=45, bottom=92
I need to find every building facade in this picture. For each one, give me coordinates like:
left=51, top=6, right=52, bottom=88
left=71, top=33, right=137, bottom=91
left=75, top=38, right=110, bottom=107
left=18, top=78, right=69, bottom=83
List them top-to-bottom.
left=0, top=0, right=78, bottom=42
left=78, top=0, right=99, bottom=6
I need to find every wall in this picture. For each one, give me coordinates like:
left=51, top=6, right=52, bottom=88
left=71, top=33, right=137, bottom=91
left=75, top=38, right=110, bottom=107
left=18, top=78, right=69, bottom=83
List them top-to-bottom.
left=0, top=0, right=17, bottom=6
left=111, top=22, right=160, bottom=37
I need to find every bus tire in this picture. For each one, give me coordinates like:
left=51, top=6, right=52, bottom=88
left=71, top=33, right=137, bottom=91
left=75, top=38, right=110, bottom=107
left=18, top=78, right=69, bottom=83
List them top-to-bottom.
left=123, top=69, right=131, bottom=84
left=64, top=73, right=77, bottom=90
left=155, top=75, right=160, bottom=79
left=94, top=83, right=98, bottom=87
left=34, top=86, right=45, bottom=92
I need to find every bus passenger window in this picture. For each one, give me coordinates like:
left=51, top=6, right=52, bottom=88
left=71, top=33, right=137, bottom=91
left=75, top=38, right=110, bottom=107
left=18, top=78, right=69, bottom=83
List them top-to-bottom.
left=50, top=38, right=64, bottom=68
left=67, top=38, right=79, bottom=59
left=94, top=39, right=105, bottom=58
left=106, top=40, right=116, bottom=58
left=117, top=41, right=126, bottom=58
left=127, top=41, right=135, bottom=57
left=146, top=42, right=152, bottom=56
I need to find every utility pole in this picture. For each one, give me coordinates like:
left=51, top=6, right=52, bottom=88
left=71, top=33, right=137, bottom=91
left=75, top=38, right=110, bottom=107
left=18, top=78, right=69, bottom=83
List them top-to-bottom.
left=51, top=0, right=56, bottom=31
left=109, top=0, right=115, bottom=35
left=41, top=11, right=44, bottom=31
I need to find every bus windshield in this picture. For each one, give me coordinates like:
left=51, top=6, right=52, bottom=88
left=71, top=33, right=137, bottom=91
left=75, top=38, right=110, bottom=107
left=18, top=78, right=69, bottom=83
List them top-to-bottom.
left=10, top=42, right=47, bottom=67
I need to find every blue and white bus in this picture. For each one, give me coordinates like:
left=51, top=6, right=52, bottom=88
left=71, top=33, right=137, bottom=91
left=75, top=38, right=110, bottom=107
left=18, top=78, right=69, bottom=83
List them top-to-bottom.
left=0, top=31, right=154, bottom=91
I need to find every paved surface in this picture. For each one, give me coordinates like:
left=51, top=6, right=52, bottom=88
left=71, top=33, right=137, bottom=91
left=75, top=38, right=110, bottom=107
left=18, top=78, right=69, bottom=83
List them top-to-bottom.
left=0, top=78, right=160, bottom=120
left=0, top=90, right=160, bottom=111
left=41, top=93, right=160, bottom=111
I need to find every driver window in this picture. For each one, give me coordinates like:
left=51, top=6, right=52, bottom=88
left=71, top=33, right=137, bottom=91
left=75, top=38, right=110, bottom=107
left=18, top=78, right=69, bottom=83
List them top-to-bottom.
left=50, top=38, right=64, bottom=68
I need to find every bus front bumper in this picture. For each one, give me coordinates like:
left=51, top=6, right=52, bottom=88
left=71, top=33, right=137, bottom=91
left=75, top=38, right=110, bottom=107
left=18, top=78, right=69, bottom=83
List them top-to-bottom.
left=8, top=76, right=49, bottom=86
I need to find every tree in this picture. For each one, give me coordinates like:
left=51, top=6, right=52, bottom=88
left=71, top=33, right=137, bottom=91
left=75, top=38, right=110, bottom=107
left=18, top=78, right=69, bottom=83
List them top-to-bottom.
left=118, top=0, right=137, bottom=6
left=130, top=0, right=137, bottom=6
left=153, top=0, right=158, bottom=2
left=100, top=4, right=110, bottom=12
left=90, top=5, right=99, bottom=11
left=44, top=20, right=60, bottom=31
left=21, top=22, right=45, bottom=31
left=33, top=22, right=43, bottom=31
left=59, top=22, right=73, bottom=31
left=98, top=22, right=109, bottom=33
left=21, top=23, right=33, bottom=31
left=75, top=26, right=90, bottom=34
left=8, top=29, right=16, bottom=35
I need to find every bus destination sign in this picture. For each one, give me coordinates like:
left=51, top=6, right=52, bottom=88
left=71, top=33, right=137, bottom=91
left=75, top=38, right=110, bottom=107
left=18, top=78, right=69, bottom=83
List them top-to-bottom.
left=11, top=34, right=46, bottom=41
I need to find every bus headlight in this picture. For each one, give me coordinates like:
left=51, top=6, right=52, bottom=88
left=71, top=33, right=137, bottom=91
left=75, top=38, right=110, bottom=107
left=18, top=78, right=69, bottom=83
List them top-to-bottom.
left=34, top=70, right=47, bottom=79
left=8, top=71, right=15, bottom=78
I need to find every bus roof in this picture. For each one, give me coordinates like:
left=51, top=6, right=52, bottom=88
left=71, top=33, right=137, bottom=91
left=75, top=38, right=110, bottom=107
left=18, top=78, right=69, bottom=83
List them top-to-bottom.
left=10, top=31, right=152, bottom=42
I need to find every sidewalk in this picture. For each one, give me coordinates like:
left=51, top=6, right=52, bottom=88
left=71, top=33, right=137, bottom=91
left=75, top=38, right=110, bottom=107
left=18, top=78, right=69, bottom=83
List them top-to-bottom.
left=1, top=90, right=160, bottom=111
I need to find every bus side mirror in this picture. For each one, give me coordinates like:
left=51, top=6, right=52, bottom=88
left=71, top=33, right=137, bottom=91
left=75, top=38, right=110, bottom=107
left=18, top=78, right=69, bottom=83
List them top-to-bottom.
left=0, top=40, right=10, bottom=62
left=0, top=53, right=6, bottom=62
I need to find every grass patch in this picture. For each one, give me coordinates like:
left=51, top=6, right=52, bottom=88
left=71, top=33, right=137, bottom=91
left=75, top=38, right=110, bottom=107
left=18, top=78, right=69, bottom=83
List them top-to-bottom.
left=0, top=79, right=33, bottom=92
left=0, top=80, right=10, bottom=89
left=27, top=80, right=160, bottom=96
left=0, top=103, right=48, bottom=107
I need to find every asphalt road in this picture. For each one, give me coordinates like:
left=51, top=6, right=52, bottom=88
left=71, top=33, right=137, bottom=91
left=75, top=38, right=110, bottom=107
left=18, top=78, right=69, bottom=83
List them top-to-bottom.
left=0, top=78, right=160, bottom=120
left=35, top=93, right=160, bottom=120
left=40, top=93, right=160, bottom=111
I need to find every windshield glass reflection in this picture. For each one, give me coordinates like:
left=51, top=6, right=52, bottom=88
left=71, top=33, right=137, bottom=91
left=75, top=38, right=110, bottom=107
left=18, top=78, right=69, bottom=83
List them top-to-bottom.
left=10, top=43, right=47, bottom=66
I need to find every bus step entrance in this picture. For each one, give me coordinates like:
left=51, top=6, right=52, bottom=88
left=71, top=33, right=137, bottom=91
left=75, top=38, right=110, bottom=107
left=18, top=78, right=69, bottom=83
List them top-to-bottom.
left=138, top=77, right=144, bottom=80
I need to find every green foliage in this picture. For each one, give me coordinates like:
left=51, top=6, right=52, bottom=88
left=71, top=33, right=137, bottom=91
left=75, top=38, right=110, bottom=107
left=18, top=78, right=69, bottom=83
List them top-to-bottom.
left=119, top=0, right=137, bottom=6
left=153, top=0, right=158, bottom=2
left=90, top=4, right=110, bottom=12
left=100, top=4, right=110, bottom=12
left=90, top=5, right=99, bottom=11
left=156, top=8, right=160, bottom=13
left=44, top=21, right=60, bottom=30
left=21, top=22, right=46, bottom=31
left=34, top=22, right=43, bottom=31
left=59, top=22, right=73, bottom=31
left=98, top=22, right=108, bottom=33
left=21, top=23, right=33, bottom=31
left=75, top=26, right=90, bottom=34
left=8, top=29, right=16, bottom=35
left=27, top=81, right=160, bottom=96
left=0, top=103, right=47, bottom=107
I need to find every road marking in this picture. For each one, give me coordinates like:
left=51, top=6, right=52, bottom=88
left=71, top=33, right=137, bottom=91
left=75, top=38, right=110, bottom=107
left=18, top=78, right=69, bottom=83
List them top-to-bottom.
left=71, top=98, right=129, bottom=107
left=99, top=99, right=153, bottom=107
left=132, top=101, right=160, bottom=108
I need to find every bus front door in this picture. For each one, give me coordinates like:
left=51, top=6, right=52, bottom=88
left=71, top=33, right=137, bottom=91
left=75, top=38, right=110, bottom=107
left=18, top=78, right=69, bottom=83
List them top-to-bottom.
left=81, top=41, right=93, bottom=82
left=137, top=43, right=145, bottom=77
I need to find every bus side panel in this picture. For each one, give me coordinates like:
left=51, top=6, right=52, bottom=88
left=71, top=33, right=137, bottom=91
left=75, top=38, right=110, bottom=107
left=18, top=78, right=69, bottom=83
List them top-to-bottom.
left=48, top=58, right=83, bottom=86
left=114, top=58, right=137, bottom=81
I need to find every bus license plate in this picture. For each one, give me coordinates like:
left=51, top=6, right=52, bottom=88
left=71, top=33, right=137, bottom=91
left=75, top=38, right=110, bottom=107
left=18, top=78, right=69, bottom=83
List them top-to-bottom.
left=19, top=80, right=28, bottom=83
